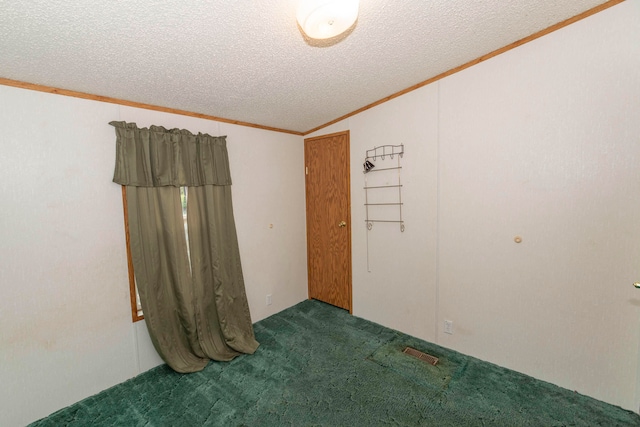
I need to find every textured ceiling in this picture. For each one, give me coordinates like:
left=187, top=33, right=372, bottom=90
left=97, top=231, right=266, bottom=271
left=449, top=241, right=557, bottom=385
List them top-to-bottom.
left=0, top=0, right=610, bottom=133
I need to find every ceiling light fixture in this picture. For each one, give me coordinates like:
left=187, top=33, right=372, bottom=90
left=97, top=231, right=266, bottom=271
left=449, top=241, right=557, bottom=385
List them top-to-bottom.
left=297, top=0, right=359, bottom=40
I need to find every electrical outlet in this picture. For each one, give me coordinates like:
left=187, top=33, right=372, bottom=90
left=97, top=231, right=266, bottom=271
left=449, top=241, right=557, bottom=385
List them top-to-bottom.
left=266, top=294, right=272, bottom=306
left=444, top=320, right=453, bottom=335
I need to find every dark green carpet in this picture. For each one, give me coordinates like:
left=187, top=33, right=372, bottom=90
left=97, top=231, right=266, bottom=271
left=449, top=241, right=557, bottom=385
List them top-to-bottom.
left=31, top=300, right=640, bottom=426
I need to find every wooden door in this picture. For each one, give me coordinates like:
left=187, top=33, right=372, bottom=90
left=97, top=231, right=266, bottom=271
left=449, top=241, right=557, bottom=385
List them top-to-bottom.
left=305, top=131, right=352, bottom=312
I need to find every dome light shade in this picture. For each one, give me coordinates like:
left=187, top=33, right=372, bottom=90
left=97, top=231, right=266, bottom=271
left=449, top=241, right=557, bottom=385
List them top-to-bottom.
left=297, top=0, right=359, bottom=40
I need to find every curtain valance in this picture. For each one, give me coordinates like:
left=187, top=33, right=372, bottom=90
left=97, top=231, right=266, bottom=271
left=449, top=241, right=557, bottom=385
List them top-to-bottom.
left=111, top=121, right=231, bottom=187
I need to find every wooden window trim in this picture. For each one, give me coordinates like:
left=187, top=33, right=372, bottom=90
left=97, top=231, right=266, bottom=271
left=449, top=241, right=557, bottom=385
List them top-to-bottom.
left=122, top=186, right=144, bottom=322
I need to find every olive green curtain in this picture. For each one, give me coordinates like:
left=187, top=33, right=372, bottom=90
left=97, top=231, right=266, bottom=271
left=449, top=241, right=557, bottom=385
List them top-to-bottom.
left=111, top=121, right=258, bottom=373
left=112, top=121, right=232, bottom=187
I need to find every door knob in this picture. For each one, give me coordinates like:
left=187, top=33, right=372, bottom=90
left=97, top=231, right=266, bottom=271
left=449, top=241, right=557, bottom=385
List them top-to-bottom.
left=338, top=221, right=347, bottom=228
left=634, top=282, right=640, bottom=289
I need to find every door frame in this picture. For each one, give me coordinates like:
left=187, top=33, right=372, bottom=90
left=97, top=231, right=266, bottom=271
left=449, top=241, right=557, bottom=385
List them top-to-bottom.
left=304, top=130, right=352, bottom=313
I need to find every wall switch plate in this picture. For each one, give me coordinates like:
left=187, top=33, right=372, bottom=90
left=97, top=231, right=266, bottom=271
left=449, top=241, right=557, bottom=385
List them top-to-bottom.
left=266, top=294, right=272, bottom=306
left=444, top=320, right=453, bottom=335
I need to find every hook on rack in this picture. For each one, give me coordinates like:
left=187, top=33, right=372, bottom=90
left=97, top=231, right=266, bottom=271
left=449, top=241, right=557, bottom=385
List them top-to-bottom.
left=364, top=144, right=404, bottom=162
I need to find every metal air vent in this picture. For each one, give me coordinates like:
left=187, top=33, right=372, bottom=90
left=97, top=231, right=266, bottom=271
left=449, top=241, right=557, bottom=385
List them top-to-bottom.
left=403, top=347, right=439, bottom=366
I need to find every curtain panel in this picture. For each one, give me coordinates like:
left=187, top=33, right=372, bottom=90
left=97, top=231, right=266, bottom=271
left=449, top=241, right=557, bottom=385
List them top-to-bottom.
left=111, top=121, right=258, bottom=373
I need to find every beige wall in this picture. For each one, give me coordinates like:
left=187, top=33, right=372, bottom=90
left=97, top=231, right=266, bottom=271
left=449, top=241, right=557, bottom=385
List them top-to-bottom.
left=308, top=0, right=640, bottom=411
left=437, top=1, right=640, bottom=409
left=350, top=85, right=439, bottom=341
left=0, top=88, right=308, bottom=427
